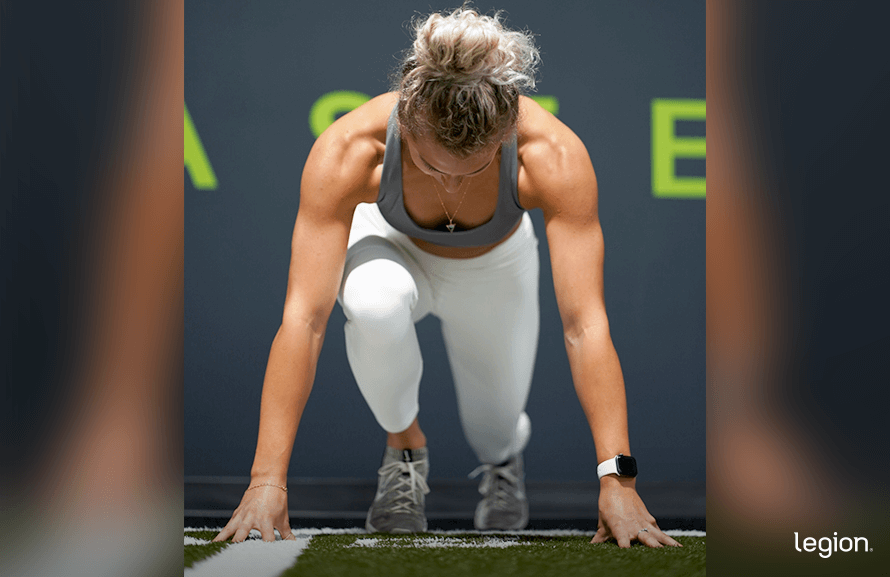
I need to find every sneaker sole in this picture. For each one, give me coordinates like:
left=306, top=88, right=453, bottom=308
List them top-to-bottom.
left=474, top=506, right=529, bottom=531
left=365, top=518, right=427, bottom=534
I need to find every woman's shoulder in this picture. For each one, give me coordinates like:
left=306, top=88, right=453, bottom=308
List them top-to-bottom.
left=313, top=92, right=397, bottom=160
left=333, top=92, right=398, bottom=135
left=302, top=93, right=398, bottom=204
left=516, top=96, right=596, bottom=210
left=516, top=96, right=589, bottom=168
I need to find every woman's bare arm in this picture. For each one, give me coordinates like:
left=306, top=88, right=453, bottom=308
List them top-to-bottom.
left=520, top=101, right=680, bottom=548
left=214, top=105, right=382, bottom=542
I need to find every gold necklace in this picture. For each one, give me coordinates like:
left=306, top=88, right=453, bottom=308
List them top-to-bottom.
left=430, top=176, right=470, bottom=233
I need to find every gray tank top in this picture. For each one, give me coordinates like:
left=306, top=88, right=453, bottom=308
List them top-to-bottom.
left=377, top=107, right=525, bottom=247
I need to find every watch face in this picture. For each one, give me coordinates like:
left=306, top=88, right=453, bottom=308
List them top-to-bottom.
left=616, top=455, right=638, bottom=477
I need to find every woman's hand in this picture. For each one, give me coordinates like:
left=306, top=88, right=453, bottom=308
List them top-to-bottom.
left=590, top=476, right=682, bottom=548
left=212, top=484, right=296, bottom=542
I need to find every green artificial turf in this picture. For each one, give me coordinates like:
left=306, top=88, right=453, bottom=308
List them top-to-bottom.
left=184, top=530, right=230, bottom=568
left=280, top=534, right=706, bottom=577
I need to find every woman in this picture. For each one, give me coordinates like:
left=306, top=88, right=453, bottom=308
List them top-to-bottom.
left=214, top=6, right=680, bottom=548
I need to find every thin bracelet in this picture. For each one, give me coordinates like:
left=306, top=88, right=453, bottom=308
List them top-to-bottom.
left=246, top=483, right=287, bottom=493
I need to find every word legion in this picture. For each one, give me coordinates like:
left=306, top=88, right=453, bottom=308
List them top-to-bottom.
left=794, top=532, right=871, bottom=558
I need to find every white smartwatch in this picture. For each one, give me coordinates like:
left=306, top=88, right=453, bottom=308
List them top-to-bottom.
left=597, top=453, right=638, bottom=479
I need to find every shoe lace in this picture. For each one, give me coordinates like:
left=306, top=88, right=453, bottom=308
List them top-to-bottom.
left=377, top=459, right=430, bottom=515
left=469, top=462, right=521, bottom=507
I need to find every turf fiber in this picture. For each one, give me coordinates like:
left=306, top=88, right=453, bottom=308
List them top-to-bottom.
left=185, top=530, right=230, bottom=568
left=186, top=530, right=705, bottom=576
left=283, top=534, right=705, bottom=577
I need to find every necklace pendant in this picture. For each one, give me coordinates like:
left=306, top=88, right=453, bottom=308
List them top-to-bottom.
left=446, top=223, right=456, bottom=233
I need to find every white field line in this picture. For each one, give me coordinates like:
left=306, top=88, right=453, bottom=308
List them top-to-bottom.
left=186, top=527, right=705, bottom=544
left=185, top=535, right=312, bottom=577
left=351, top=536, right=527, bottom=548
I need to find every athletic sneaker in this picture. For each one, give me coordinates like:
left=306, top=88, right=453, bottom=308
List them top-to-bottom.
left=365, top=446, right=430, bottom=533
left=469, top=454, right=529, bottom=530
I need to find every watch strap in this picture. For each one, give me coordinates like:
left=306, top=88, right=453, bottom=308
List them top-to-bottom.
left=597, top=454, right=637, bottom=479
left=597, top=456, right=619, bottom=479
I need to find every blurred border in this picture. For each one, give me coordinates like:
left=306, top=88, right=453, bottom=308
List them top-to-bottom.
left=1, top=1, right=183, bottom=576
left=708, top=1, right=889, bottom=575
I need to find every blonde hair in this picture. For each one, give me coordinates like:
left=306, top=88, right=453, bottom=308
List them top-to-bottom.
left=394, top=5, right=540, bottom=157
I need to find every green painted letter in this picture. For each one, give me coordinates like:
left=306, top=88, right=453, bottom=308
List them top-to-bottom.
left=309, top=91, right=371, bottom=138
left=531, top=95, right=559, bottom=116
left=651, top=99, right=705, bottom=198
left=184, top=103, right=218, bottom=190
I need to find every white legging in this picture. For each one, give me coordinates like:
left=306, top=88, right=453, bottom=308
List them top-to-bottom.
left=337, top=203, right=540, bottom=465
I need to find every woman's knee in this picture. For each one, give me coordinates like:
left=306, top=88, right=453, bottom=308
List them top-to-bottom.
left=341, top=259, right=417, bottom=330
left=463, top=412, right=531, bottom=464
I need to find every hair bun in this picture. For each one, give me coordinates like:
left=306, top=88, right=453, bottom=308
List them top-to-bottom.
left=395, top=5, right=540, bottom=156
left=411, top=8, right=538, bottom=89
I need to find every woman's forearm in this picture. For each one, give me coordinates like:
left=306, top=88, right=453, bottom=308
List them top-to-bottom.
left=249, top=318, right=326, bottom=483
left=564, top=324, right=631, bottom=464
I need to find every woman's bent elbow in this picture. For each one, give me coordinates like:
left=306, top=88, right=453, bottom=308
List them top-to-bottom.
left=280, top=306, right=330, bottom=340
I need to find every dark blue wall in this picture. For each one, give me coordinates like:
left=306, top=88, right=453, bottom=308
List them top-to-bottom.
left=185, top=0, right=704, bottom=482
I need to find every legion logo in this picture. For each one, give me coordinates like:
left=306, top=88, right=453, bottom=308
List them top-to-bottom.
left=794, top=532, right=872, bottom=559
